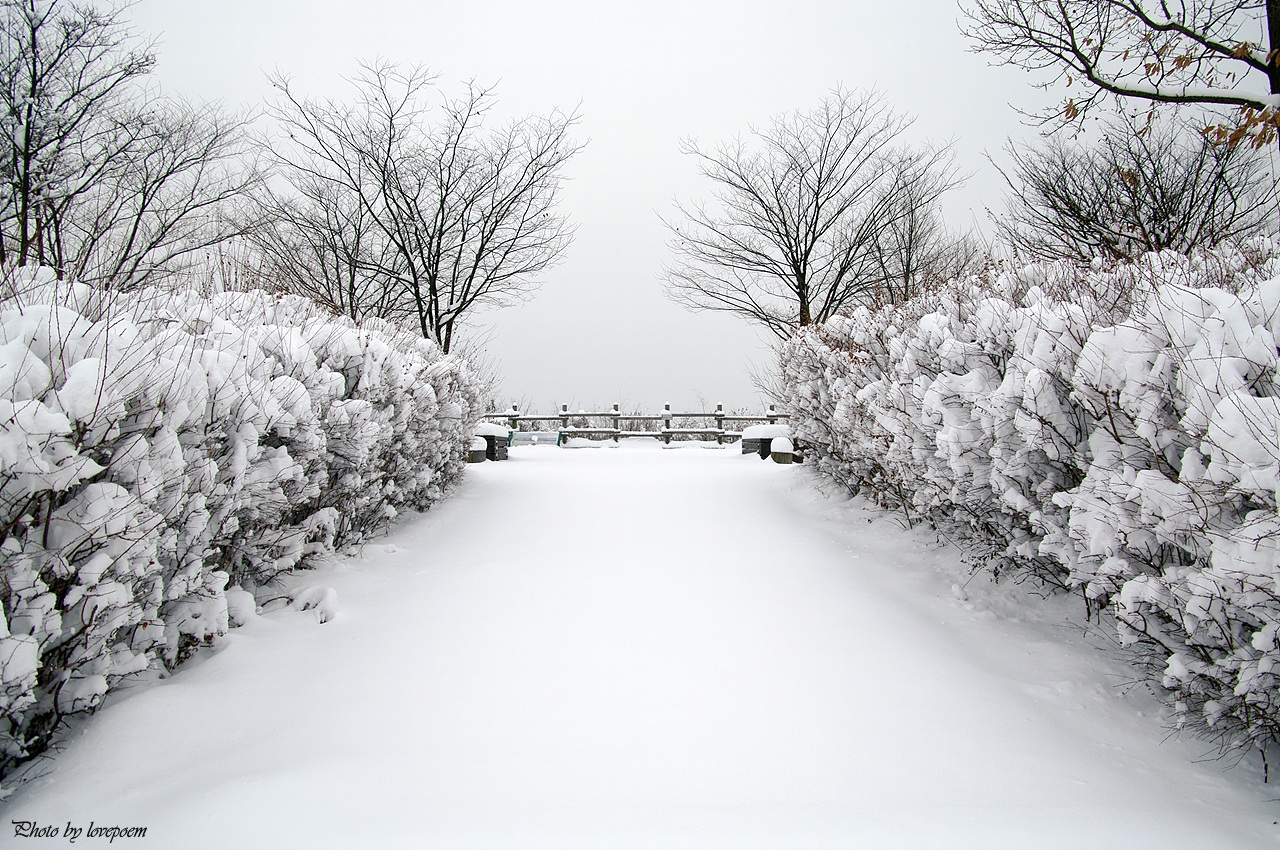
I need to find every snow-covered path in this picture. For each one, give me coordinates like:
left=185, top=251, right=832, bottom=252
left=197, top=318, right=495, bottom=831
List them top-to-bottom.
left=7, top=444, right=1279, bottom=848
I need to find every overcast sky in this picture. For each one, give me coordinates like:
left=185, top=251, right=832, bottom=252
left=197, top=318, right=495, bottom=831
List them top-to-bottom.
left=129, top=0, right=1050, bottom=413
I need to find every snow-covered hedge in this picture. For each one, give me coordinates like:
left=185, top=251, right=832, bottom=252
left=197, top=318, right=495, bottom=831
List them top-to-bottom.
left=780, top=241, right=1280, bottom=757
left=0, top=269, right=481, bottom=778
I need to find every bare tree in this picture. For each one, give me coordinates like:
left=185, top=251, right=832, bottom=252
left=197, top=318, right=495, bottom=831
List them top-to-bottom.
left=0, top=0, right=259, bottom=288
left=0, top=0, right=152, bottom=268
left=961, top=0, right=1280, bottom=147
left=263, top=61, right=581, bottom=352
left=663, top=88, right=962, bottom=339
left=64, top=98, right=260, bottom=288
left=994, top=113, right=1279, bottom=262
left=865, top=152, right=984, bottom=305
left=251, top=167, right=390, bottom=321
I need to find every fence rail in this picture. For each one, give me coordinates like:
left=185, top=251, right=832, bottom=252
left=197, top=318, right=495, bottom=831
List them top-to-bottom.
left=481, top=403, right=787, bottom=444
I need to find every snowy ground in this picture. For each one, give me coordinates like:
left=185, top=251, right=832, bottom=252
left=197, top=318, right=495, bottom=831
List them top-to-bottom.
left=6, top=442, right=1279, bottom=848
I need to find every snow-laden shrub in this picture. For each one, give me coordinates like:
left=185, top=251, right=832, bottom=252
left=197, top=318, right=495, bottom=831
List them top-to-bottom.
left=780, top=239, right=1280, bottom=757
left=0, top=268, right=481, bottom=779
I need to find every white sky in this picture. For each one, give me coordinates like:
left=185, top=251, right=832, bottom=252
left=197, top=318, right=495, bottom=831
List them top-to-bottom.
left=129, top=0, right=1050, bottom=413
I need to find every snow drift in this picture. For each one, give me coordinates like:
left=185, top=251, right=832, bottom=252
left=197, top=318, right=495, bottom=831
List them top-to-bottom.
left=779, top=240, right=1280, bottom=759
left=0, top=268, right=481, bottom=781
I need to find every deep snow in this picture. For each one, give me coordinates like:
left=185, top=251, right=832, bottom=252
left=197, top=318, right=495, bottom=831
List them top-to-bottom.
left=5, top=442, right=1278, bottom=848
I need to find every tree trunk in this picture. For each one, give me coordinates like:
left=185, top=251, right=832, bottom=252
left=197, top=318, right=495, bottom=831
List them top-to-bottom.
left=1269, top=1, right=1280, bottom=229
left=1269, top=1, right=1280, bottom=97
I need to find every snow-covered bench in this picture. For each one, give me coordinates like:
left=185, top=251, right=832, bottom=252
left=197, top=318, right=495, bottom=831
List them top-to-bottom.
left=474, top=422, right=513, bottom=461
left=740, top=424, right=800, bottom=463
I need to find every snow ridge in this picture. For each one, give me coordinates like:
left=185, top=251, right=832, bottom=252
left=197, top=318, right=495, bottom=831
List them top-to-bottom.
left=780, top=240, right=1280, bottom=761
left=0, top=268, right=482, bottom=784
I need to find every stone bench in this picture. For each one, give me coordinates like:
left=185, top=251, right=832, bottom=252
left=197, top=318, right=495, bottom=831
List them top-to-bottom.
left=473, top=422, right=512, bottom=461
left=740, top=424, right=800, bottom=463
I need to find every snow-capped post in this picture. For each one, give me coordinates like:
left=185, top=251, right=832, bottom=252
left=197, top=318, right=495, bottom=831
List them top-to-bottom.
left=560, top=403, right=570, bottom=430
left=611, top=403, right=622, bottom=442
left=662, top=403, right=673, bottom=444
left=508, top=404, right=520, bottom=432
left=715, top=404, right=725, bottom=444
left=767, top=404, right=780, bottom=424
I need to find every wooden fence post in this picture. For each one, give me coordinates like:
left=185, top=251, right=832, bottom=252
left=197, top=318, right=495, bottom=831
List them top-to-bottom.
left=560, top=403, right=569, bottom=430
left=612, top=403, right=621, bottom=442
left=715, top=403, right=724, bottom=444
left=508, top=404, right=520, bottom=432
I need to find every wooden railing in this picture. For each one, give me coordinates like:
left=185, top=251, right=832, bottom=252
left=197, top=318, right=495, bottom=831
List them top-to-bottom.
left=481, top=403, right=787, bottom=444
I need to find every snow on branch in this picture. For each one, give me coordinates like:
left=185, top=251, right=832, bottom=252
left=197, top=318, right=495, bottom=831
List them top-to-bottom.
left=962, top=0, right=1280, bottom=146
left=780, top=239, right=1280, bottom=759
left=0, top=267, right=483, bottom=785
